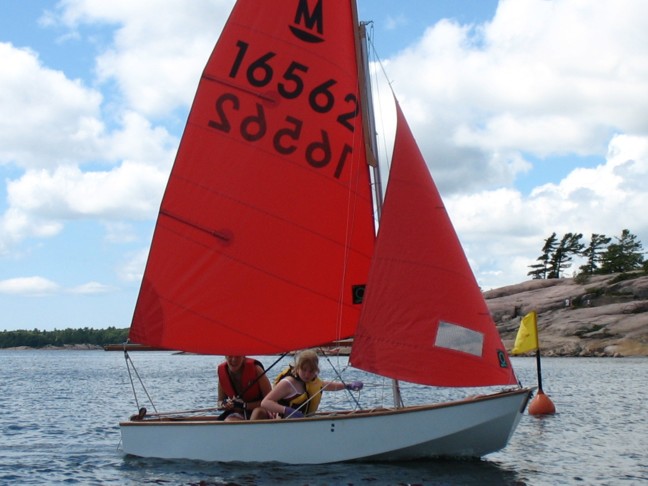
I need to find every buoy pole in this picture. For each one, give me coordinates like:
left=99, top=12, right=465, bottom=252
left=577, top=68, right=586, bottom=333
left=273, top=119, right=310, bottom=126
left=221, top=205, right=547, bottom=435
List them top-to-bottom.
left=529, top=340, right=556, bottom=416
left=536, top=348, right=544, bottom=392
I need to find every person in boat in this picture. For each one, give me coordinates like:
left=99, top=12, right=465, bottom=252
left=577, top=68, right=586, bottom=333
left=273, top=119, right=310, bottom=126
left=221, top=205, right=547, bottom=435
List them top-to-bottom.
left=260, top=349, right=363, bottom=419
left=217, top=355, right=272, bottom=421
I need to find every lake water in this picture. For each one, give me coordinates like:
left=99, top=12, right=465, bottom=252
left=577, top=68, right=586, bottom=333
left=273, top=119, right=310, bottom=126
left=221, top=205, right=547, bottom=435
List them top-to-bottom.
left=1, top=350, right=646, bottom=485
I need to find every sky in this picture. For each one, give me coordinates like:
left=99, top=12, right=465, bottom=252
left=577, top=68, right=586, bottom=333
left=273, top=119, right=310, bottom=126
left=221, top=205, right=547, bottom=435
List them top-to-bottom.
left=1, top=0, right=648, bottom=332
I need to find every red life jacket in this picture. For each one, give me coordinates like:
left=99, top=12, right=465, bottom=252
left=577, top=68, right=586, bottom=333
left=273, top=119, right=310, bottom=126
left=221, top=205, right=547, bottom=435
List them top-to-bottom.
left=218, top=358, right=264, bottom=402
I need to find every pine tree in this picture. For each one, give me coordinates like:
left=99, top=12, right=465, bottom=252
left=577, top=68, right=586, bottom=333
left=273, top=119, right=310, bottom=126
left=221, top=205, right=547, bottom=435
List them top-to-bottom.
left=600, top=229, right=645, bottom=273
left=548, top=232, right=584, bottom=279
left=527, top=233, right=558, bottom=279
left=579, top=233, right=611, bottom=275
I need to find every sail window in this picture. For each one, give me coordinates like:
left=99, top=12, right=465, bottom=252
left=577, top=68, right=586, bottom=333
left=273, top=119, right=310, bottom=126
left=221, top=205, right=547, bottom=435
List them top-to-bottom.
left=435, top=321, right=484, bottom=357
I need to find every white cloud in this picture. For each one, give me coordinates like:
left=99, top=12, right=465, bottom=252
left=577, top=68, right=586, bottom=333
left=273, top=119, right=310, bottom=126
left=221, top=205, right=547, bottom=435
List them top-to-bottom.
left=52, top=0, right=235, bottom=118
left=385, top=0, right=648, bottom=194
left=0, top=2, right=221, bottom=257
left=0, top=42, right=105, bottom=169
left=0, top=70, right=175, bottom=252
left=104, top=111, right=177, bottom=167
left=0, top=150, right=168, bottom=254
left=6, top=160, right=165, bottom=219
left=0, top=207, right=63, bottom=255
left=118, top=248, right=149, bottom=283
left=0, top=276, right=60, bottom=296
left=0, top=277, right=115, bottom=296
left=69, top=281, right=115, bottom=294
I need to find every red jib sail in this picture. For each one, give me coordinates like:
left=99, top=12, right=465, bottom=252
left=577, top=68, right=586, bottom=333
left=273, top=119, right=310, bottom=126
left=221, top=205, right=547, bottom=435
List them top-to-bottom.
left=129, top=0, right=375, bottom=354
left=350, top=101, right=518, bottom=387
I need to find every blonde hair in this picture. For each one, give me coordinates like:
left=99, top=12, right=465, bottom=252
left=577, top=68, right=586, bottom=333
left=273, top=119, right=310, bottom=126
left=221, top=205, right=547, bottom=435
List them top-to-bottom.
left=295, top=349, right=319, bottom=374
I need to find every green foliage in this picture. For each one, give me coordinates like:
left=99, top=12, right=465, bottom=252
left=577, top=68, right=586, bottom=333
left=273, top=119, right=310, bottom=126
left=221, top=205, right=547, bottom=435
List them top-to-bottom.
left=529, top=229, right=646, bottom=279
left=599, top=229, right=645, bottom=274
left=527, top=232, right=558, bottom=279
left=548, top=232, right=584, bottom=279
left=579, top=233, right=612, bottom=275
left=0, top=327, right=129, bottom=349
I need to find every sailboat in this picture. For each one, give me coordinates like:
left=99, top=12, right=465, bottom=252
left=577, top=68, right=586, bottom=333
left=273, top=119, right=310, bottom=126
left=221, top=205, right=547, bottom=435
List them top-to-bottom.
left=119, top=0, right=532, bottom=464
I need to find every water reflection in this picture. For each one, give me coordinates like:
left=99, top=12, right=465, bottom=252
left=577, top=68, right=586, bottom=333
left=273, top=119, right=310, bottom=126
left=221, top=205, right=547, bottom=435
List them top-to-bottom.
left=121, top=455, right=525, bottom=486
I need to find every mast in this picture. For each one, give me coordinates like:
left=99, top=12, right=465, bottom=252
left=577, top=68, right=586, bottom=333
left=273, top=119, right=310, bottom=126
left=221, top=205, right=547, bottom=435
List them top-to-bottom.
left=351, top=1, right=403, bottom=408
left=351, top=8, right=383, bottom=218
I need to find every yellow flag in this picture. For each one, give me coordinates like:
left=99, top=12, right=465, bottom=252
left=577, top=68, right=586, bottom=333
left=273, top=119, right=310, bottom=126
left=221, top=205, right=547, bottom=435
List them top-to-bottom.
left=512, top=311, right=539, bottom=354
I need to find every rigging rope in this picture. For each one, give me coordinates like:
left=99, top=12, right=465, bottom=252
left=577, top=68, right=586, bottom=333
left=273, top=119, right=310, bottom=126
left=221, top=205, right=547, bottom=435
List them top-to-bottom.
left=123, top=344, right=158, bottom=414
left=318, top=348, right=363, bottom=410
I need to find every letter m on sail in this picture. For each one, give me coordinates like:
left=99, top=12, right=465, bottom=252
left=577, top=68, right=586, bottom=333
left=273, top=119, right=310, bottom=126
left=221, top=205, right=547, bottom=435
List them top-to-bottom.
left=289, top=0, right=324, bottom=43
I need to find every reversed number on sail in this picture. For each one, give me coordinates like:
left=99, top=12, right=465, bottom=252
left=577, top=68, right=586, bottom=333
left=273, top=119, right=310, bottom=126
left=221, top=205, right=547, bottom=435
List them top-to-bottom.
left=205, top=40, right=360, bottom=179
left=208, top=92, right=352, bottom=179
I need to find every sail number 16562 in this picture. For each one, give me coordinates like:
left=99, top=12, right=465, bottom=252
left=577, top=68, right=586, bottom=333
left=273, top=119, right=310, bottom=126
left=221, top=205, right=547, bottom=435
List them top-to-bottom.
left=228, top=40, right=359, bottom=132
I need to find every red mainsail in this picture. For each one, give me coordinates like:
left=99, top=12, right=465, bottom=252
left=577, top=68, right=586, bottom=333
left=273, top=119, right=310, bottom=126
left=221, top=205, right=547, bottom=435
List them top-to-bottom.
left=129, top=0, right=375, bottom=354
left=350, top=101, right=518, bottom=387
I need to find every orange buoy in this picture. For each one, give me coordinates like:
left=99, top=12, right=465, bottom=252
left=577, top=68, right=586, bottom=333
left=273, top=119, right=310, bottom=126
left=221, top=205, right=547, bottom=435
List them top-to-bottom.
left=528, top=389, right=556, bottom=415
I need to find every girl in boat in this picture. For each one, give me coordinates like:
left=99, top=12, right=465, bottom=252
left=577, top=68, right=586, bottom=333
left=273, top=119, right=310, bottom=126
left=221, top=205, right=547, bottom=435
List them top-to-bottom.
left=260, top=350, right=363, bottom=419
left=217, top=355, right=272, bottom=421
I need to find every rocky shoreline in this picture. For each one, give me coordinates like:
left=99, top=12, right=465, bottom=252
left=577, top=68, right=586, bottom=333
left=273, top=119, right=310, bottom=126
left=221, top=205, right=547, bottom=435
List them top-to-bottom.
left=487, top=273, right=648, bottom=357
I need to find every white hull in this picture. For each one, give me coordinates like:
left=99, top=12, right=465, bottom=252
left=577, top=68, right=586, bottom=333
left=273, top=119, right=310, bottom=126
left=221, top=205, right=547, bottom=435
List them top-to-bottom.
left=120, top=388, right=532, bottom=464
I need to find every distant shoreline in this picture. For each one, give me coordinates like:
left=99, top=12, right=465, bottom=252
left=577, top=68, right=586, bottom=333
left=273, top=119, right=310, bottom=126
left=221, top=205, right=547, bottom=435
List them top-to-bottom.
left=1, top=344, right=104, bottom=351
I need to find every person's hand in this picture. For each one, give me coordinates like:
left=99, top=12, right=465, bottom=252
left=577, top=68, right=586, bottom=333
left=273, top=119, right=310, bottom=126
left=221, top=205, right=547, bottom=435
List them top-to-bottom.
left=345, top=381, right=363, bottom=391
left=221, top=398, right=245, bottom=410
left=231, top=399, right=246, bottom=410
left=283, top=406, right=304, bottom=418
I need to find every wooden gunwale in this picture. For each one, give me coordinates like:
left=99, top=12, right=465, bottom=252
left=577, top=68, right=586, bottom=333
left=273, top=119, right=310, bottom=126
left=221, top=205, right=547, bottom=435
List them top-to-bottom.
left=120, top=387, right=532, bottom=426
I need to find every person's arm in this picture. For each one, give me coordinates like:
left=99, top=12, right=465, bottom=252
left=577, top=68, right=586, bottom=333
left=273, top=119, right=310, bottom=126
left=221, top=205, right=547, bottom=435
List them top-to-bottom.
left=261, top=379, right=294, bottom=415
left=321, top=380, right=345, bottom=391
left=322, top=380, right=363, bottom=391
left=217, top=381, right=226, bottom=403
left=218, top=381, right=238, bottom=410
